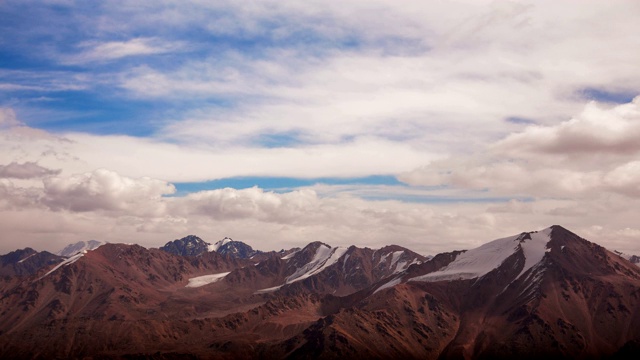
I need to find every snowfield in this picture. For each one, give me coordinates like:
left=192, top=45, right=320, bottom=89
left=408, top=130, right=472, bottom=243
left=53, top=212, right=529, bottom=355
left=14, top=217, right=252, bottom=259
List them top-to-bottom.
left=410, top=227, right=552, bottom=282
left=185, top=272, right=230, bottom=288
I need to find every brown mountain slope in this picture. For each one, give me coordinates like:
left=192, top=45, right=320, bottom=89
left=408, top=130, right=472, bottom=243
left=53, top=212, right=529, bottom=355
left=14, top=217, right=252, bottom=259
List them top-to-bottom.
left=1, top=226, right=639, bottom=359
left=276, top=226, right=640, bottom=360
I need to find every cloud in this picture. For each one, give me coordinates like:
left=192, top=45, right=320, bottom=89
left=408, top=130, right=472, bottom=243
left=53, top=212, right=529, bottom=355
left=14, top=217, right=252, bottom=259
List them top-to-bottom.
left=112, top=0, right=640, bottom=157
left=3, top=1, right=640, bottom=256
left=63, top=37, right=185, bottom=64
left=400, top=97, right=640, bottom=198
left=495, top=97, right=640, bottom=157
left=0, top=108, right=21, bottom=127
left=1, top=120, right=434, bottom=182
left=0, top=162, right=60, bottom=179
left=2, top=166, right=640, bottom=256
left=42, top=169, right=175, bottom=213
left=0, top=179, right=42, bottom=210
left=174, top=186, right=320, bottom=222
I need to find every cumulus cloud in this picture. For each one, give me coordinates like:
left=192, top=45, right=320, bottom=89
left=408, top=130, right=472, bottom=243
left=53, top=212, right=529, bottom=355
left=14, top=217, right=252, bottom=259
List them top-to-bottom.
left=495, top=97, right=640, bottom=157
left=400, top=98, right=640, bottom=198
left=0, top=108, right=20, bottom=127
left=0, top=162, right=60, bottom=179
left=2, top=166, right=640, bottom=256
left=42, top=169, right=175, bottom=213
left=0, top=179, right=42, bottom=210
left=174, top=187, right=321, bottom=223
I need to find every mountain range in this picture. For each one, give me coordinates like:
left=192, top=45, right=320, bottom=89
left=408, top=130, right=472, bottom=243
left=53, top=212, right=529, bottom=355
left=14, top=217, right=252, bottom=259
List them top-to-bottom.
left=1, top=225, right=639, bottom=359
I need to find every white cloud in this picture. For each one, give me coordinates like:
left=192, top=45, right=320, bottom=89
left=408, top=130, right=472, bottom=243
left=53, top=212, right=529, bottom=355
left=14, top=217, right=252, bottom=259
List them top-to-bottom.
left=111, top=0, right=640, bottom=158
left=3, top=1, right=640, bottom=256
left=62, top=37, right=185, bottom=64
left=495, top=97, right=640, bottom=157
left=400, top=98, right=640, bottom=198
left=0, top=108, right=20, bottom=127
left=1, top=119, right=435, bottom=182
left=0, top=161, right=60, bottom=179
left=2, top=165, right=640, bottom=256
left=42, top=169, right=175, bottom=213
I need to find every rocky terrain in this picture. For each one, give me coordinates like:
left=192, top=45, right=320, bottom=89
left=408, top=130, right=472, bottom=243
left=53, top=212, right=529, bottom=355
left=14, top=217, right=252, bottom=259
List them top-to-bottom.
left=0, top=225, right=639, bottom=359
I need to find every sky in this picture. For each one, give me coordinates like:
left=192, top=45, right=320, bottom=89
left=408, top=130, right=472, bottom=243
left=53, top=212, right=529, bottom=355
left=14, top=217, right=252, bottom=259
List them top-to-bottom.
left=2, top=0, right=640, bottom=255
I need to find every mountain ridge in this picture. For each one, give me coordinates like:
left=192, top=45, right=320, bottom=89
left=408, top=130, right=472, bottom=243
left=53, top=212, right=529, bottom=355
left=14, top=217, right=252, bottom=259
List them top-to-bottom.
left=1, top=225, right=639, bottom=359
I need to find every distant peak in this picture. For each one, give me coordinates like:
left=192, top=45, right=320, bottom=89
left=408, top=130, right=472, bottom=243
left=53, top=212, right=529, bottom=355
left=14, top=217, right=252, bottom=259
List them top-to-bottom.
left=178, top=235, right=205, bottom=242
left=209, top=237, right=259, bottom=259
left=56, top=240, right=104, bottom=257
left=302, top=241, right=332, bottom=251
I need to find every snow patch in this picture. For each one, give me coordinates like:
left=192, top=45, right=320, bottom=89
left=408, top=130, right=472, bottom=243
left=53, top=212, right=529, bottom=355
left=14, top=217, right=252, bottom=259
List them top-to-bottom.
left=410, top=228, right=553, bottom=283
left=515, top=228, right=552, bottom=280
left=208, top=237, right=233, bottom=252
left=286, top=245, right=348, bottom=284
left=281, top=249, right=300, bottom=260
left=38, top=251, right=85, bottom=280
left=390, top=251, right=404, bottom=267
left=18, top=253, right=36, bottom=263
left=342, top=253, right=351, bottom=273
left=185, top=272, right=230, bottom=288
left=374, top=277, right=403, bottom=294
left=254, top=285, right=283, bottom=294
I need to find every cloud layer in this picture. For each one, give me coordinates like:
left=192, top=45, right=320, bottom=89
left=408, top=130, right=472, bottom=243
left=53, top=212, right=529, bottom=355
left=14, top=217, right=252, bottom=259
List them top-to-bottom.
left=1, top=1, right=640, bottom=255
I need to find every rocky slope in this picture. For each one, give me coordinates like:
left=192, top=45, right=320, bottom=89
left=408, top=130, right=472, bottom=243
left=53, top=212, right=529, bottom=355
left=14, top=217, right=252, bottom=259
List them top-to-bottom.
left=1, top=248, right=65, bottom=278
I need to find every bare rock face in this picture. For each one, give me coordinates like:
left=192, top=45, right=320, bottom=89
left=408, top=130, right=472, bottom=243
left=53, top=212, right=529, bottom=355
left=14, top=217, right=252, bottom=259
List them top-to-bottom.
left=1, top=226, right=639, bottom=359
left=160, top=234, right=211, bottom=256
left=160, top=235, right=262, bottom=259
left=1, top=248, right=65, bottom=278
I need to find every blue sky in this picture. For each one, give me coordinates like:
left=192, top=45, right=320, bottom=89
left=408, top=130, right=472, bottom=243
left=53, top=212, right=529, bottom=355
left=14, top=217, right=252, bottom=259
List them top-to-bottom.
left=2, top=0, right=640, bottom=255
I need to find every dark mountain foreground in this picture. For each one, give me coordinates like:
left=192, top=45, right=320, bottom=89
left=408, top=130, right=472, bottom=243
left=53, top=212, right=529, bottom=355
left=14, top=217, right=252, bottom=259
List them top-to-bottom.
left=0, top=225, right=639, bottom=359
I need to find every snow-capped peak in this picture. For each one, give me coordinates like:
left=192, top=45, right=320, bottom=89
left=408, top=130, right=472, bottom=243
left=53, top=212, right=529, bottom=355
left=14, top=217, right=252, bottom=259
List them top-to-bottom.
left=410, top=227, right=552, bottom=283
left=208, top=237, right=233, bottom=252
left=57, top=240, right=103, bottom=257
left=285, top=244, right=348, bottom=284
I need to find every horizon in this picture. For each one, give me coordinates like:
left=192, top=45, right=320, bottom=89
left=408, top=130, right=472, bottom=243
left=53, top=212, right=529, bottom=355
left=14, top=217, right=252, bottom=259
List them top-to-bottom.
left=2, top=1, right=640, bottom=255
left=5, top=224, right=630, bottom=259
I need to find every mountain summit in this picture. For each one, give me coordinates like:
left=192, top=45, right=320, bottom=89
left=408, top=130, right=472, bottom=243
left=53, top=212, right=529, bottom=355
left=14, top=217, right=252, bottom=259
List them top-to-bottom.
left=159, top=235, right=210, bottom=256
left=160, top=235, right=261, bottom=259
left=210, top=237, right=259, bottom=258
left=56, top=240, right=103, bottom=257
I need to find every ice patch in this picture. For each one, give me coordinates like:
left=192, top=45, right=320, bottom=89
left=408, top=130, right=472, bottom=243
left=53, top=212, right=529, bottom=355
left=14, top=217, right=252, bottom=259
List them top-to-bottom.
left=410, top=228, right=552, bottom=283
left=515, top=228, right=552, bottom=280
left=209, top=237, right=233, bottom=252
left=286, top=245, right=348, bottom=284
left=281, top=249, right=300, bottom=260
left=38, top=251, right=85, bottom=280
left=390, top=251, right=404, bottom=267
left=18, top=253, right=36, bottom=263
left=342, top=253, right=350, bottom=273
left=185, top=272, right=230, bottom=288
left=374, top=277, right=402, bottom=294
left=254, top=285, right=283, bottom=294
